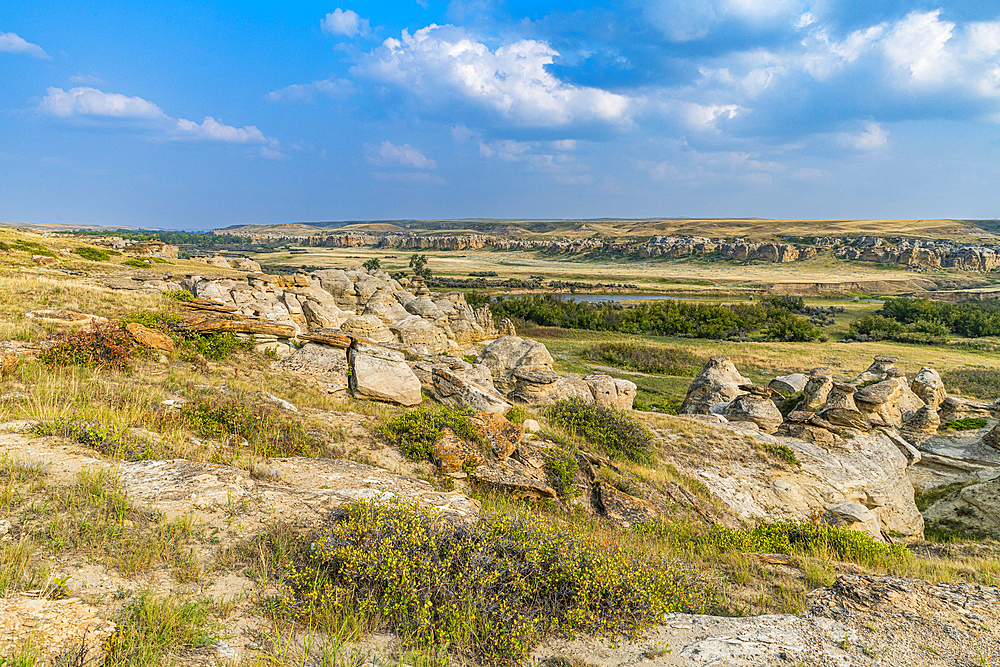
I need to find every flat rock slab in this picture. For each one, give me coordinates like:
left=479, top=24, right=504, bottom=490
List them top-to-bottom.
left=119, top=458, right=480, bottom=525
left=0, top=596, right=116, bottom=666
left=534, top=613, right=856, bottom=666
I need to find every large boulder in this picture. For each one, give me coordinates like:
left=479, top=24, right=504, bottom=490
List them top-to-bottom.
left=363, top=289, right=411, bottom=324
left=302, top=300, right=353, bottom=330
left=340, top=314, right=396, bottom=344
left=389, top=316, right=450, bottom=352
left=476, top=336, right=555, bottom=395
left=348, top=340, right=422, bottom=406
left=279, top=343, right=349, bottom=396
left=680, top=356, right=751, bottom=414
left=911, top=367, right=947, bottom=407
left=432, top=368, right=511, bottom=414
left=769, top=373, right=808, bottom=393
left=855, top=378, right=924, bottom=425
left=825, top=383, right=858, bottom=411
left=723, top=389, right=783, bottom=433
left=939, top=396, right=992, bottom=423
left=693, top=429, right=924, bottom=541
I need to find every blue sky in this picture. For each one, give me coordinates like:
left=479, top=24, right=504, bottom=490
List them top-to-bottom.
left=3, top=0, right=1000, bottom=229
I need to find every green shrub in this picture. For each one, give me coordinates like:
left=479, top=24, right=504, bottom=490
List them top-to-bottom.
left=11, top=240, right=56, bottom=257
left=72, top=246, right=119, bottom=261
left=122, top=258, right=150, bottom=268
left=164, top=289, right=194, bottom=302
left=490, top=294, right=821, bottom=342
left=37, top=321, right=136, bottom=372
left=182, top=331, right=250, bottom=361
left=584, top=343, right=702, bottom=375
left=178, top=393, right=318, bottom=458
left=548, top=398, right=653, bottom=463
left=374, top=406, right=484, bottom=461
left=505, top=406, right=529, bottom=425
left=941, top=417, right=988, bottom=431
left=33, top=420, right=153, bottom=460
left=757, top=441, right=800, bottom=466
left=545, top=449, right=579, bottom=500
left=280, top=501, right=706, bottom=666
left=636, top=519, right=910, bottom=567
left=105, top=591, right=219, bottom=667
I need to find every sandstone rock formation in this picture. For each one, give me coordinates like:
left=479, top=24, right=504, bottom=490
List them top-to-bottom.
left=348, top=340, right=423, bottom=406
left=680, top=356, right=751, bottom=414
left=911, top=367, right=947, bottom=407
left=797, top=368, right=833, bottom=411
left=722, top=387, right=783, bottom=433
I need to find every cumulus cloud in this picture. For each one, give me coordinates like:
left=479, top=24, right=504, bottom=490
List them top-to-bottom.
left=322, top=9, right=370, bottom=37
left=355, top=24, right=631, bottom=128
left=0, top=31, right=49, bottom=59
left=38, top=87, right=276, bottom=145
left=40, top=87, right=166, bottom=119
left=839, top=121, right=888, bottom=150
left=372, top=140, right=436, bottom=168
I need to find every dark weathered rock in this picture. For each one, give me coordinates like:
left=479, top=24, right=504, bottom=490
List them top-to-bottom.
left=125, top=322, right=175, bottom=352
left=469, top=411, right=523, bottom=460
left=432, top=428, right=486, bottom=472
left=471, top=462, right=557, bottom=499
left=596, top=482, right=658, bottom=527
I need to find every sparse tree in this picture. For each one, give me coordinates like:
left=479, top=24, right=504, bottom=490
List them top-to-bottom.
left=409, top=253, right=431, bottom=279
left=362, top=257, right=381, bottom=271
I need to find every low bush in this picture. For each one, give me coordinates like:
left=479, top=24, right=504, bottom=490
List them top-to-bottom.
left=11, top=240, right=56, bottom=257
left=72, top=246, right=119, bottom=261
left=122, top=258, right=150, bottom=268
left=164, top=289, right=194, bottom=302
left=119, top=310, right=250, bottom=361
left=37, top=321, right=136, bottom=372
left=584, top=343, right=702, bottom=376
left=179, top=393, right=318, bottom=459
left=548, top=398, right=653, bottom=463
left=374, top=405, right=484, bottom=461
left=941, top=417, right=988, bottom=431
left=33, top=419, right=153, bottom=460
left=757, top=441, right=800, bottom=466
left=545, top=449, right=579, bottom=500
left=279, top=501, right=706, bottom=666
left=636, top=519, right=910, bottom=567
left=105, top=591, right=219, bottom=667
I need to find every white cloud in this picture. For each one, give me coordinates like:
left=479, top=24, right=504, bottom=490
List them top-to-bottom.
left=321, top=9, right=370, bottom=37
left=356, top=24, right=631, bottom=128
left=0, top=31, right=49, bottom=59
left=266, top=78, right=353, bottom=102
left=39, top=87, right=276, bottom=146
left=40, top=87, right=166, bottom=120
left=681, top=102, right=741, bottom=129
left=175, top=117, right=269, bottom=144
left=839, top=121, right=888, bottom=150
left=478, top=139, right=591, bottom=184
left=373, top=140, right=436, bottom=168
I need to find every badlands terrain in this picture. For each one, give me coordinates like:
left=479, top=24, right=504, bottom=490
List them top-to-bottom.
left=2, top=219, right=1000, bottom=667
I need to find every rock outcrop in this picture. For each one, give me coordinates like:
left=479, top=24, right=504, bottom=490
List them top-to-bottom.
left=348, top=340, right=423, bottom=406
left=680, top=356, right=751, bottom=414
left=911, top=367, right=947, bottom=407
left=722, top=386, right=783, bottom=434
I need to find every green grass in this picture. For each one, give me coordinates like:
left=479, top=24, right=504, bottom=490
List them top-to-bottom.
left=583, top=342, right=702, bottom=375
left=943, top=368, right=1000, bottom=401
left=635, top=519, right=911, bottom=568
left=104, top=591, right=220, bottom=667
